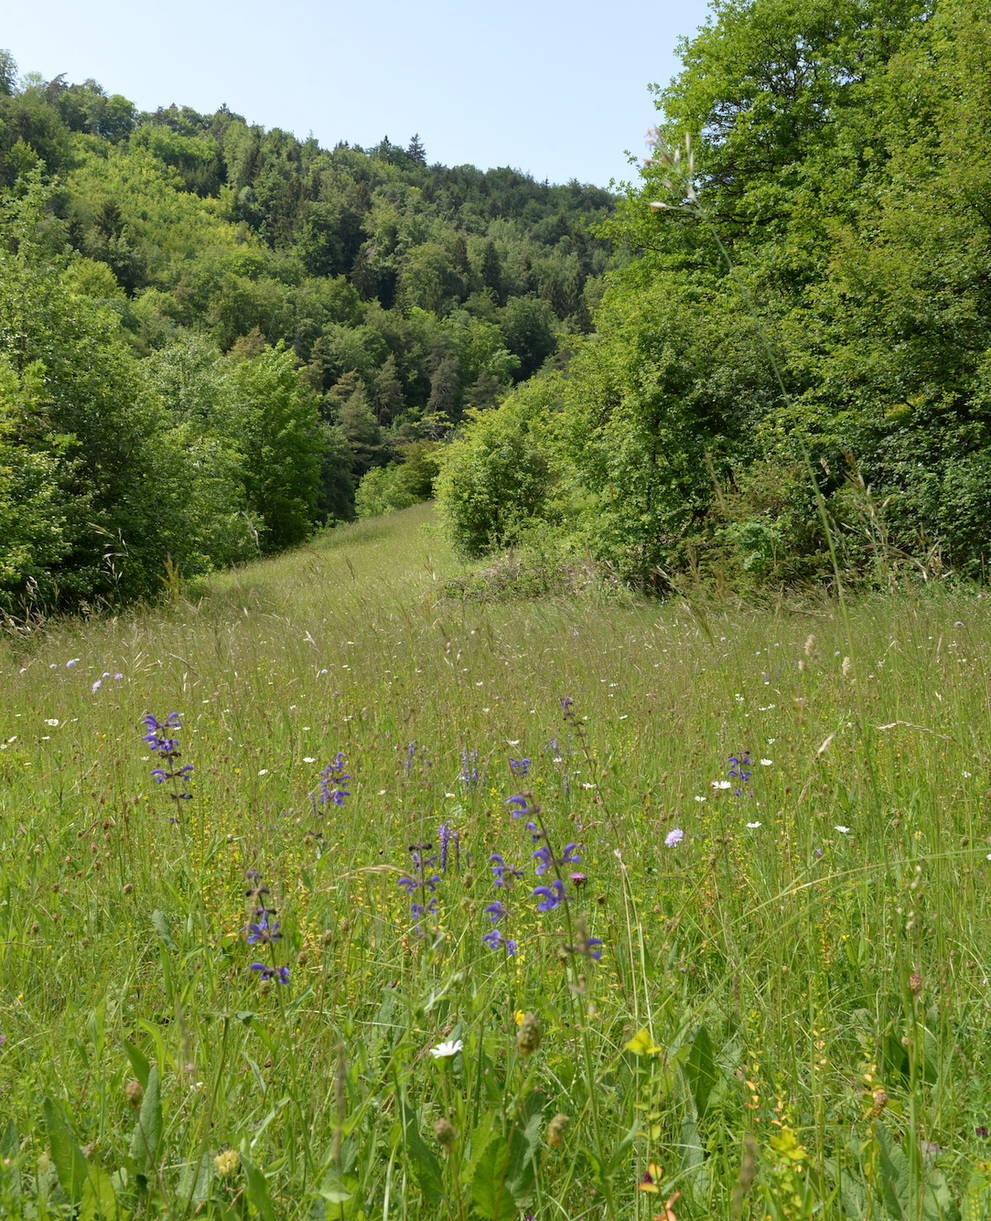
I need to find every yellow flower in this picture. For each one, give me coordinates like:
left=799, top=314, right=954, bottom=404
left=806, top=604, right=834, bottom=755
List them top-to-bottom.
left=625, top=1028, right=663, bottom=1056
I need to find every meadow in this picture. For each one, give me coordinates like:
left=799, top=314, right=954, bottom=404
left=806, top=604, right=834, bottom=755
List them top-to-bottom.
left=1, top=501, right=990, bottom=1220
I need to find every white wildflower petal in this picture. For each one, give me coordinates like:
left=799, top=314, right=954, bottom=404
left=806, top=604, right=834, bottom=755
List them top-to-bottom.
left=429, top=1039, right=463, bottom=1059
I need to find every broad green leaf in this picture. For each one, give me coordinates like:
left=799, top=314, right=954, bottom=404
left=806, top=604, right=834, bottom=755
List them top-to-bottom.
left=129, top=1062, right=161, bottom=1172
left=42, top=1098, right=89, bottom=1205
left=242, top=1154, right=279, bottom=1221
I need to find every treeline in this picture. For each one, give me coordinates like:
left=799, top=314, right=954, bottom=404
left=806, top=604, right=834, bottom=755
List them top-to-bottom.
left=438, top=0, right=991, bottom=589
left=0, top=52, right=614, bottom=612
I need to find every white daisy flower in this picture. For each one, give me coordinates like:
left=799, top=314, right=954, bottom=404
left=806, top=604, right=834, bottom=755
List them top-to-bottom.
left=429, top=1039, right=463, bottom=1059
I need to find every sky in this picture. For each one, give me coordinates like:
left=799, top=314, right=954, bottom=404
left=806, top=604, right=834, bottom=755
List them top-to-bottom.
left=5, top=0, right=713, bottom=188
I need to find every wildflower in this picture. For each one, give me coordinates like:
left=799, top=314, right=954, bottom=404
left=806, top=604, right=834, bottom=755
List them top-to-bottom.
left=66, top=658, right=79, bottom=668
left=91, top=679, right=102, bottom=694
left=142, top=713, right=193, bottom=802
left=459, top=748, right=479, bottom=786
left=729, top=752, right=752, bottom=796
left=318, top=753, right=350, bottom=805
left=509, top=756, right=530, bottom=777
left=711, top=780, right=731, bottom=790
left=746, top=821, right=762, bottom=829
left=438, top=822, right=460, bottom=872
left=834, top=825, right=851, bottom=834
left=665, top=828, right=684, bottom=847
left=399, top=843, right=440, bottom=928
left=489, top=853, right=523, bottom=887
left=569, top=871, right=587, bottom=887
left=533, top=880, right=566, bottom=912
left=246, top=914, right=282, bottom=945
left=565, top=921, right=604, bottom=961
left=483, top=927, right=518, bottom=954
left=250, top=963, right=290, bottom=984
left=516, top=1014, right=541, bottom=1054
left=429, top=1039, right=463, bottom=1059
left=125, top=1080, right=143, bottom=1108
left=547, top=1113, right=570, bottom=1146
left=433, top=1118, right=456, bottom=1149
left=214, top=1149, right=240, bottom=1177
left=639, top=1164, right=664, bottom=1193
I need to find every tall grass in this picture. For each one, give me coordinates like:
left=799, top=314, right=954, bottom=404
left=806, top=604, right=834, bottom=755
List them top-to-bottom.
left=1, top=502, right=989, bottom=1219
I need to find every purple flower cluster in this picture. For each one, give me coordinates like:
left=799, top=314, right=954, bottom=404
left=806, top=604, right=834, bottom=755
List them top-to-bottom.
left=142, top=712, right=193, bottom=804
left=459, top=748, right=479, bottom=787
left=729, top=752, right=753, bottom=797
left=318, top=753, right=351, bottom=806
left=509, top=756, right=530, bottom=777
left=482, top=790, right=603, bottom=962
left=438, top=822, right=460, bottom=872
left=399, top=842, right=440, bottom=929
left=244, top=870, right=289, bottom=986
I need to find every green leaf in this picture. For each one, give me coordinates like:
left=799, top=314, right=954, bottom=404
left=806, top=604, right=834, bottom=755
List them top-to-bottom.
left=151, top=909, right=177, bottom=951
left=684, top=1023, right=717, bottom=1118
left=122, top=1041, right=150, bottom=1091
left=129, top=1062, right=162, bottom=1172
left=42, top=1098, right=89, bottom=1205
left=401, top=1107, right=444, bottom=1206
left=874, top=1120, right=909, bottom=1220
left=470, top=1134, right=518, bottom=1221
left=242, top=1155, right=279, bottom=1221
left=79, top=1165, right=119, bottom=1221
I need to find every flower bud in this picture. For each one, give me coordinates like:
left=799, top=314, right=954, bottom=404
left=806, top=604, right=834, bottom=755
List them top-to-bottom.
left=516, top=1013, right=541, bottom=1055
left=124, top=1080, right=143, bottom=1109
left=547, top=1113, right=569, bottom=1147
left=433, top=1118, right=456, bottom=1150
left=214, top=1148, right=240, bottom=1178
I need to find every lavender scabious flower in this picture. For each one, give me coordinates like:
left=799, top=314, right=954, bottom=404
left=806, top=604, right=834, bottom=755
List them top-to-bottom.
left=319, top=753, right=351, bottom=805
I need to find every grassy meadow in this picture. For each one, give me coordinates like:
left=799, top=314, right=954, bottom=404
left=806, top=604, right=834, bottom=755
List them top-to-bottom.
left=2, top=501, right=991, bottom=1220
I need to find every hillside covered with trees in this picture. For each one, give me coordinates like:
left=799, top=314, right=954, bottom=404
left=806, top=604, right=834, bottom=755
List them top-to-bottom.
left=438, top=0, right=991, bottom=591
left=0, top=51, right=613, bottom=612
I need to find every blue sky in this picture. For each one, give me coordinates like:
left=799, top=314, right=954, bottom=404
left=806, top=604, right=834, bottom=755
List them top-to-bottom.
left=7, top=0, right=713, bottom=188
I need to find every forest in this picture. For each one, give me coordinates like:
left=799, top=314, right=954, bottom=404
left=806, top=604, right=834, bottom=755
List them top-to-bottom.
left=3, top=0, right=991, bottom=615
left=438, top=0, right=991, bottom=593
left=0, top=50, right=613, bottom=612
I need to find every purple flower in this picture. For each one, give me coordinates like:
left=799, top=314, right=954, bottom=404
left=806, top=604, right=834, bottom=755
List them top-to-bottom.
left=142, top=713, right=193, bottom=802
left=459, top=748, right=479, bottom=786
left=318, top=753, right=351, bottom=806
left=509, top=757, right=530, bottom=776
left=438, top=822, right=460, bottom=872
left=665, top=828, right=684, bottom=847
left=490, top=853, right=523, bottom=887
left=533, top=880, right=566, bottom=912
left=485, top=900, right=507, bottom=923
left=246, top=914, right=282, bottom=945
left=251, top=963, right=290, bottom=984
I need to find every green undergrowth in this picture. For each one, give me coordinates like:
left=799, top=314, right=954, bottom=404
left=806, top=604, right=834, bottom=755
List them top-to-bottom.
left=1, top=502, right=990, bottom=1219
